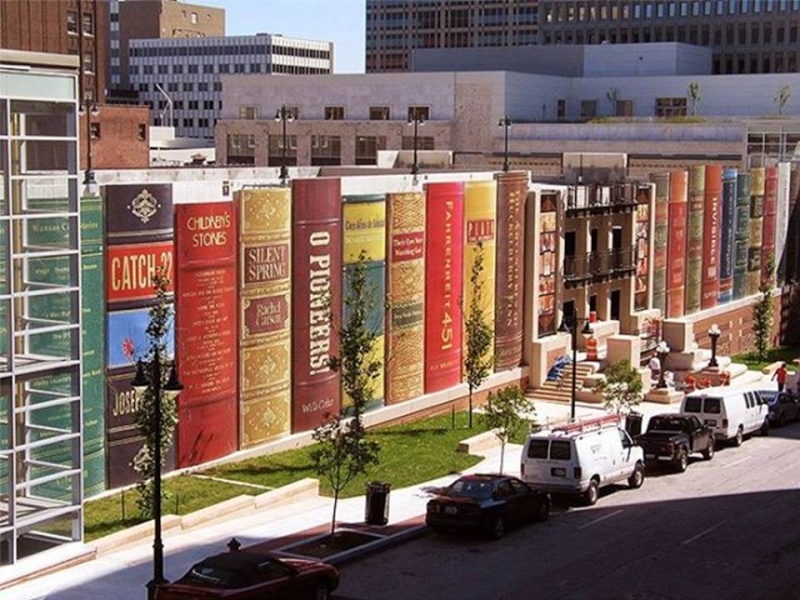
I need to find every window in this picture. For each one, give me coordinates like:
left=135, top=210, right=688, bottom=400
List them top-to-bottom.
left=67, top=11, right=78, bottom=34
left=191, top=12, right=198, bottom=24
left=82, top=13, right=94, bottom=35
left=83, top=52, right=95, bottom=74
left=250, top=63, right=262, bottom=73
left=173, top=64, right=183, bottom=74
left=188, top=64, right=198, bottom=74
left=204, top=64, right=214, bottom=74
left=219, top=64, right=230, bottom=73
left=158, top=65, right=168, bottom=74
left=213, top=81, right=222, bottom=91
left=168, top=82, right=178, bottom=92
left=183, top=82, right=194, bottom=92
left=198, top=82, right=208, bottom=92
left=139, top=83, right=149, bottom=92
left=655, top=97, right=687, bottom=117
left=557, top=99, right=566, bottom=120
left=188, top=100, right=199, bottom=110
left=203, top=100, right=214, bottom=110
left=580, top=100, right=597, bottom=119
left=239, top=106, right=258, bottom=119
left=324, top=106, right=345, bottom=120
left=370, top=106, right=390, bottom=120
left=407, top=106, right=429, bottom=121
left=183, top=118, right=194, bottom=128
left=198, top=118, right=209, bottom=128
left=90, top=122, right=101, bottom=140
left=138, top=124, right=147, bottom=141
left=267, top=134, right=297, bottom=166
left=311, top=135, right=342, bottom=165
left=355, top=135, right=386, bottom=165
left=402, top=136, right=434, bottom=151
left=526, top=440, right=549, bottom=459
left=550, top=441, right=572, bottom=461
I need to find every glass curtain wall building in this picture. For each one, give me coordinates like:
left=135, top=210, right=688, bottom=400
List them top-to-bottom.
left=0, top=50, right=83, bottom=565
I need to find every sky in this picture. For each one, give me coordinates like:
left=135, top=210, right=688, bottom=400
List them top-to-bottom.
left=204, top=0, right=367, bottom=73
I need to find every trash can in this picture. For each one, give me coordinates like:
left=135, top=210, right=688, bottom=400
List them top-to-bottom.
left=625, top=411, right=643, bottom=437
left=365, top=481, right=391, bottom=525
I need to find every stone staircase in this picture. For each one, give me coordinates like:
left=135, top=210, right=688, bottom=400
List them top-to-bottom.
left=528, top=363, right=597, bottom=403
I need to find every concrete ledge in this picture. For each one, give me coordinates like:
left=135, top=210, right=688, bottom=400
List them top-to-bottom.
left=761, top=361, right=783, bottom=376
left=458, top=430, right=501, bottom=454
left=254, top=478, right=319, bottom=510
left=181, top=495, right=255, bottom=530
left=93, top=514, right=182, bottom=556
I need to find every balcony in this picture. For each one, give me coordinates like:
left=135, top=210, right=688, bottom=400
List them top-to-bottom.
left=565, top=183, right=644, bottom=215
left=563, top=247, right=637, bottom=284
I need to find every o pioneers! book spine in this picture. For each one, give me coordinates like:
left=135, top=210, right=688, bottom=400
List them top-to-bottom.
left=684, top=166, right=705, bottom=314
left=733, top=172, right=751, bottom=300
left=237, top=188, right=292, bottom=447
left=385, top=192, right=425, bottom=404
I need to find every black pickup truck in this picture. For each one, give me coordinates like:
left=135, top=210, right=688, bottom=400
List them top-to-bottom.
left=634, top=414, right=715, bottom=473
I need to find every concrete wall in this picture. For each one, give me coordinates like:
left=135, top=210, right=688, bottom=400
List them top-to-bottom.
left=583, top=42, right=712, bottom=77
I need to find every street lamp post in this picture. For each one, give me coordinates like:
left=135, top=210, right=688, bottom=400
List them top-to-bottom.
left=79, top=100, right=100, bottom=196
left=274, top=105, right=295, bottom=186
left=407, top=114, right=424, bottom=176
left=498, top=116, right=511, bottom=172
left=558, top=312, right=593, bottom=421
left=708, top=324, right=721, bottom=368
left=655, top=340, right=671, bottom=389
left=132, top=350, right=183, bottom=600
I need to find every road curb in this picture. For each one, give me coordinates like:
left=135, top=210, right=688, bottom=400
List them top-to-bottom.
left=327, top=524, right=428, bottom=567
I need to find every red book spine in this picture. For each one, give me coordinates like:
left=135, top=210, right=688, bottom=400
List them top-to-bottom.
left=701, top=165, right=722, bottom=309
left=685, top=166, right=705, bottom=314
left=762, top=166, right=778, bottom=282
left=667, top=170, right=688, bottom=318
left=494, top=172, right=527, bottom=370
left=291, top=178, right=342, bottom=432
left=424, top=182, right=464, bottom=394
left=174, top=202, right=238, bottom=467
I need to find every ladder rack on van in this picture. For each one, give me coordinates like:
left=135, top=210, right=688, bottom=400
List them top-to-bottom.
left=553, top=414, right=621, bottom=435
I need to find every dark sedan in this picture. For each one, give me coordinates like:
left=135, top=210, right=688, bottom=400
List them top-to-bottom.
left=758, top=390, right=800, bottom=427
left=426, top=473, right=550, bottom=540
left=155, top=549, right=340, bottom=600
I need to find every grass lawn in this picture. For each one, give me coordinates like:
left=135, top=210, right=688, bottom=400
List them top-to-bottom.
left=731, top=345, right=800, bottom=373
left=84, top=410, right=529, bottom=541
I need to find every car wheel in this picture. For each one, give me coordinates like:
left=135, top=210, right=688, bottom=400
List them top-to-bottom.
left=760, top=419, right=770, bottom=436
left=732, top=427, right=744, bottom=447
left=702, top=438, right=715, bottom=460
left=674, top=447, right=689, bottom=473
left=628, top=462, right=645, bottom=489
left=584, top=478, right=600, bottom=506
left=533, top=495, right=551, bottom=523
left=490, top=516, right=506, bottom=540
left=314, top=582, right=331, bottom=600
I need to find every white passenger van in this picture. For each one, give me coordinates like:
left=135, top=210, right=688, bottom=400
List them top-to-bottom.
left=680, top=386, right=769, bottom=446
left=520, top=415, right=645, bottom=506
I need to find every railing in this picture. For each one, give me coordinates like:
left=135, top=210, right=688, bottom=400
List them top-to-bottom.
left=565, top=183, right=646, bottom=211
left=563, top=247, right=637, bottom=281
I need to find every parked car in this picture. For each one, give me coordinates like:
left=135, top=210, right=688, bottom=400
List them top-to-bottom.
left=680, top=386, right=769, bottom=446
left=757, top=390, right=800, bottom=427
left=521, top=414, right=644, bottom=506
left=635, top=414, right=715, bottom=472
left=426, top=474, right=550, bottom=540
left=155, top=549, right=340, bottom=600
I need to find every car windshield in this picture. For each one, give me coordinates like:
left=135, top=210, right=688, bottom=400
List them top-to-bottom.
left=648, top=417, right=684, bottom=432
left=448, top=479, right=494, bottom=499
left=183, top=564, right=249, bottom=589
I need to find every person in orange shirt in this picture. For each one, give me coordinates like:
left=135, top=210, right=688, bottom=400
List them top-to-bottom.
left=772, top=362, right=788, bottom=392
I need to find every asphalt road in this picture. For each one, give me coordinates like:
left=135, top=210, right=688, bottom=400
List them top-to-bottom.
left=334, top=421, right=800, bottom=600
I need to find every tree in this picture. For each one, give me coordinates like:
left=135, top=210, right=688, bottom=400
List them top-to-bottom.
left=687, top=82, right=701, bottom=116
left=775, top=84, right=792, bottom=116
left=606, top=87, right=620, bottom=116
left=463, top=242, right=494, bottom=428
left=311, top=250, right=381, bottom=538
left=752, top=253, right=775, bottom=360
left=133, top=266, right=179, bottom=518
left=592, top=359, right=644, bottom=416
left=481, top=386, right=536, bottom=475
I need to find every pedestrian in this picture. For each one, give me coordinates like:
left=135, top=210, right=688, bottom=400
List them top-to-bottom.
left=772, top=362, right=787, bottom=392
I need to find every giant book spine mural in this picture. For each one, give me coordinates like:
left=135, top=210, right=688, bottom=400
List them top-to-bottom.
left=775, top=163, right=791, bottom=281
left=701, top=165, right=722, bottom=309
left=684, top=166, right=705, bottom=314
left=761, top=166, right=778, bottom=283
left=747, top=167, right=765, bottom=295
left=718, top=168, right=738, bottom=304
left=789, top=168, right=800, bottom=284
left=666, top=170, right=688, bottom=318
left=494, top=172, right=527, bottom=370
left=733, top=172, right=751, bottom=300
left=650, top=173, right=669, bottom=315
left=291, top=178, right=342, bottom=432
left=464, top=180, right=497, bottom=372
left=424, top=182, right=464, bottom=393
left=104, top=184, right=175, bottom=487
left=237, top=188, right=292, bottom=447
left=385, top=192, right=425, bottom=405
left=538, top=192, right=558, bottom=332
left=81, top=193, right=106, bottom=495
left=342, top=194, right=386, bottom=412
left=174, top=202, right=238, bottom=467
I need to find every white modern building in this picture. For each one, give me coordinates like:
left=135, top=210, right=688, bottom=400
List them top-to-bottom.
left=129, top=33, right=334, bottom=138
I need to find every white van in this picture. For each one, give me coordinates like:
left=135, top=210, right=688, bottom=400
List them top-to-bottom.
left=680, top=386, right=769, bottom=446
left=520, top=415, right=645, bottom=506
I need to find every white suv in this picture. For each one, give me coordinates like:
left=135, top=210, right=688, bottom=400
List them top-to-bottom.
left=520, top=415, right=645, bottom=505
